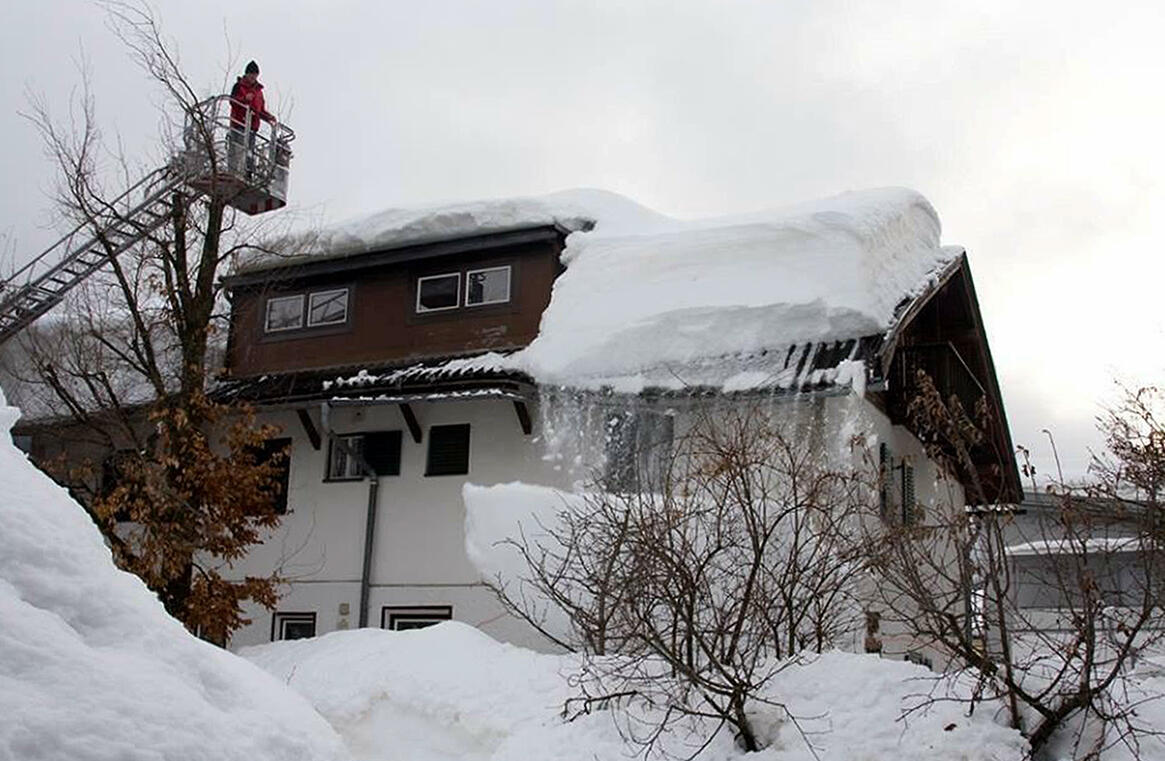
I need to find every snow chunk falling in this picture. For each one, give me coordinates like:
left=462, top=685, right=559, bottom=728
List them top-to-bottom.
left=0, top=386, right=348, bottom=761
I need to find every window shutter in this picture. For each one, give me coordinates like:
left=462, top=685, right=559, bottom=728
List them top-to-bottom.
left=425, top=424, right=471, bottom=476
left=364, top=431, right=403, bottom=476
left=257, top=437, right=292, bottom=514
left=879, top=442, right=891, bottom=520
left=902, top=462, right=916, bottom=524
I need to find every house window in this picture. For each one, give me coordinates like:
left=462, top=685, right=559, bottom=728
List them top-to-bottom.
left=465, top=266, right=511, bottom=307
left=416, top=273, right=460, bottom=313
left=307, top=288, right=349, bottom=327
left=265, top=294, right=304, bottom=332
left=603, top=410, right=675, bottom=493
left=425, top=424, right=470, bottom=476
left=326, top=431, right=402, bottom=481
left=327, top=434, right=366, bottom=480
left=879, top=443, right=917, bottom=525
left=381, top=605, right=453, bottom=631
left=272, top=611, right=316, bottom=641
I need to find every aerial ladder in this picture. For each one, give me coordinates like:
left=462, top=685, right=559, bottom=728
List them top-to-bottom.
left=0, top=95, right=295, bottom=345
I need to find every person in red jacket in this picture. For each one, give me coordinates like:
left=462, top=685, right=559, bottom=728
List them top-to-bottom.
left=227, top=60, right=275, bottom=177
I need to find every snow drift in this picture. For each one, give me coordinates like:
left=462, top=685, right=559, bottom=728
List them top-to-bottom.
left=0, top=386, right=348, bottom=761
left=244, top=622, right=1028, bottom=761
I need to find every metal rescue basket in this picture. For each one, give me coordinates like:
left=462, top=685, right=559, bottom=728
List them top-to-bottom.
left=180, top=94, right=296, bottom=215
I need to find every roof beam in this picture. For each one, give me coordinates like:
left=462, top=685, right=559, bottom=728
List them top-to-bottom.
left=398, top=402, right=422, bottom=443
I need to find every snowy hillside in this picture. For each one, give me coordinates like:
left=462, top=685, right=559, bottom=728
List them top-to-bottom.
left=0, top=386, right=348, bottom=761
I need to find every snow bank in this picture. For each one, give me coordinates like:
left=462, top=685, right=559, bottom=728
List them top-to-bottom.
left=0, top=386, right=348, bottom=761
left=244, top=623, right=1027, bottom=761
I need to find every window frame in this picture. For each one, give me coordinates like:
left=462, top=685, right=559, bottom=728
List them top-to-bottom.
left=464, top=265, right=512, bottom=308
left=415, top=272, right=461, bottom=314
left=306, top=287, right=350, bottom=327
left=264, top=293, right=305, bottom=333
left=602, top=410, right=675, bottom=493
left=326, top=434, right=367, bottom=481
left=380, top=605, right=453, bottom=631
left=271, top=611, right=317, bottom=641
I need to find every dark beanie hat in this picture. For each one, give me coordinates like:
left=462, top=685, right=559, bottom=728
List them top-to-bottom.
left=245, top=60, right=259, bottom=75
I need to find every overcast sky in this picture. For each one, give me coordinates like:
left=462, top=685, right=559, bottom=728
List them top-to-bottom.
left=4, top=0, right=1164, bottom=483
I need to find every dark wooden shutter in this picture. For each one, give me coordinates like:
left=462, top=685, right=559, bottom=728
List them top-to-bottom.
left=425, top=424, right=470, bottom=476
left=364, top=430, right=403, bottom=476
left=259, top=437, right=292, bottom=514
left=879, top=442, right=891, bottom=520
left=902, top=462, right=916, bottom=524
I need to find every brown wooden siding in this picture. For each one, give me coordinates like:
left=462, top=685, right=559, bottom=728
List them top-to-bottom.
left=226, top=238, right=562, bottom=377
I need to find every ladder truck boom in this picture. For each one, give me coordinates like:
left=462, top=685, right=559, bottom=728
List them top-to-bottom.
left=0, top=95, right=295, bottom=346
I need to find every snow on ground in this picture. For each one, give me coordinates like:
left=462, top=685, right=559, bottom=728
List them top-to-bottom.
left=239, top=187, right=955, bottom=391
left=0, top=386, right=349, bottom=761
left=244, top=622, right=1028, bottom=761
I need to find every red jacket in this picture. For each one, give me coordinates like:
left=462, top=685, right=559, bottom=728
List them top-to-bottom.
left=230, top=77, right=273, bottom=131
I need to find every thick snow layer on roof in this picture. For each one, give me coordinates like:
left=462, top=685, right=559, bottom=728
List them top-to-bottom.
left=241, top=187, right=955, bottom=391
left=512, top=187, right=954, bottom=387
left=236, top=188, right=672, bottom=273
left=0, top=386, right=348, bottom=761
left=243, top=622, right=1029, bottom=761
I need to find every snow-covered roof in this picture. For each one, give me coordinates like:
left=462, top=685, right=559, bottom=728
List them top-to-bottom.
left=239, top=187, right=957, bottom=392
left=234, top=188, right=671, bottom=273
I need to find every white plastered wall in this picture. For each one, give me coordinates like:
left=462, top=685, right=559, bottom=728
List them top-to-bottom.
left=225, top=389, right=966, bottom=660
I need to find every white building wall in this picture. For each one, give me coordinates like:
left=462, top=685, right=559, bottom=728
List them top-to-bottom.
left=225, top=389, right=965, bottom=660
left=226, top=398, right=567, bottom=650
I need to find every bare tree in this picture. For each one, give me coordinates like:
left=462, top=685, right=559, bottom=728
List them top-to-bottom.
left=1, top=1, right=295, bottom=642
left=868, top=372, right=1165, bottom=759
left=492, top=402, right=870, bottom=754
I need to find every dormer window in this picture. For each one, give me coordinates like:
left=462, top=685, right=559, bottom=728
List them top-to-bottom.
left=414, top=265, right=512, bottom=314
left=465, top=266, right=511, bottom=307
left=416, top=273, right=460, bottom=313
left=264, top=288, right=350, bottom=333
left=308, top=288, right=349, bottom=326
left=265, top=294, right=305, bottom=332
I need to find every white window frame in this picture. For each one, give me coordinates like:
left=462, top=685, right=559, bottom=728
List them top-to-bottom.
left=464, top=265, right=512, bottom=307
left=416, top=272, right=461, bottom=313
left=307, top=288, right=350, bottom=327
left=264, top=294, right=305, bottom=332
left=327, top=434, right=366, bottom=481
left=381, top=605, right=453, bottom=630
left=272, top=611, right=316, bottom=641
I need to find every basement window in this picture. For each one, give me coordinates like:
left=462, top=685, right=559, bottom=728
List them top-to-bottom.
left=465, top=266, right=511, bottom=307
left=416, top=273, right=460, bottom=313
left=307, top=288, right=349, bottom=327
left=265, top=294, right=305, bottom=332
left=425, top=424, right=470, bottom=476
left=381, top=605, right=453, bottom=631
left=272, top=611, right=316, bottom=641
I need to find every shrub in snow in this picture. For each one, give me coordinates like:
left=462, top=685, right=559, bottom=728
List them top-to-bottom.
left=466, top=403, right=875, bottom=753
